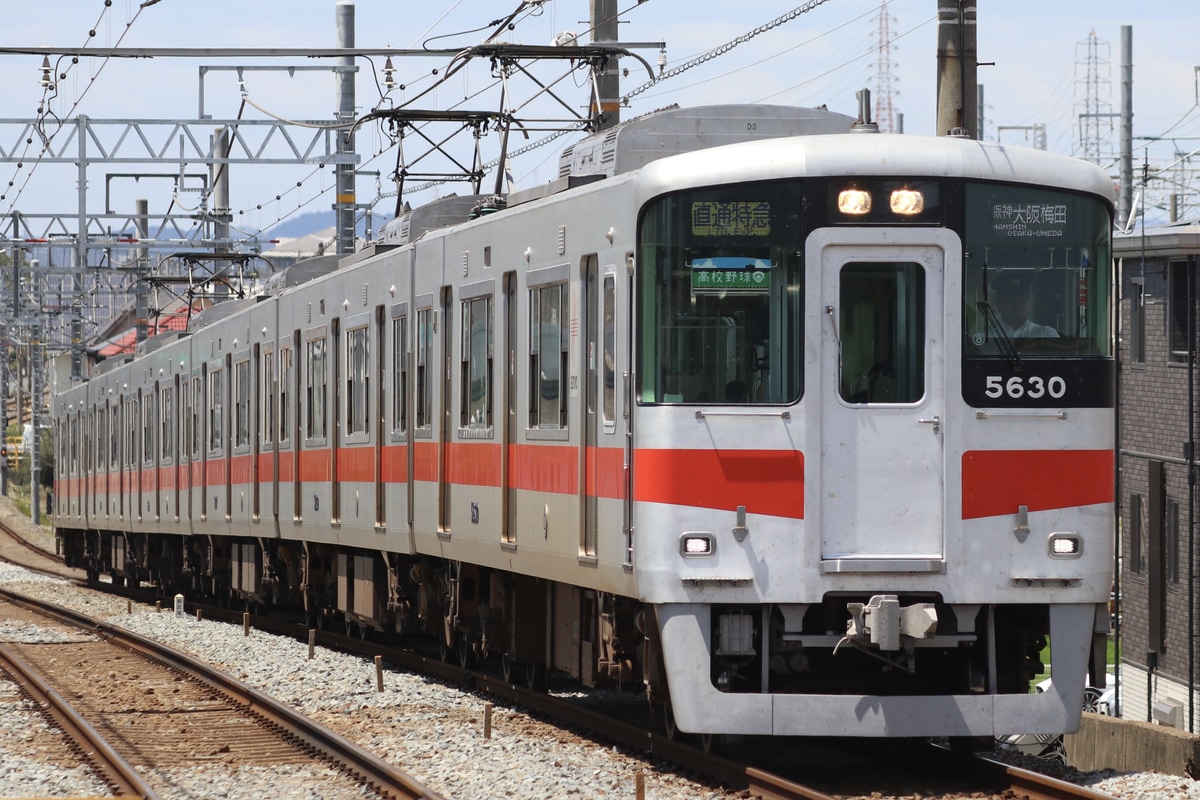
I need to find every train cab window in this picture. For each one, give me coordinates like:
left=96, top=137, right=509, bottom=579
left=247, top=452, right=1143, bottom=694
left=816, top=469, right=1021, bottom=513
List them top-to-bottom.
left=638, top=181, right=804, bottom=404
left=961, top=182, right=1113, bottom=407
left=963, top=184, right=1111, bottom=357
left=838, top=263, right=925, bottom=404
left=530, top=282, right=568, bottom=428
left=460, top=296, right=493, bottom=430
left=347, top=326, right=370, bottom=436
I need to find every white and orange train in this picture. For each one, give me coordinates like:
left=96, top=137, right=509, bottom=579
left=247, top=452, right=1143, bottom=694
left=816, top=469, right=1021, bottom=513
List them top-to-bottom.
left=53, top=104, right=1115, bottom=743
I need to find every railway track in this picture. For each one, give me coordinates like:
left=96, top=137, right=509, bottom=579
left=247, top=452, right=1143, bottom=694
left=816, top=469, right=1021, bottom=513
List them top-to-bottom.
left=0, top=512, right=1125, bottom=800
left=0, top=586, right=441, bottom=799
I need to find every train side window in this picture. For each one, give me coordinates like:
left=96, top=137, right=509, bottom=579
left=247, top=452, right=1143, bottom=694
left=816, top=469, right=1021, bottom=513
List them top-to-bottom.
left=530, top=282, right=568, bottom=429
left=460, top=295, right=493, bottom=430
left=392, top=314, right=407, bottom=435
left=347, top=325, right=370, bottom=436
left=306, top=335, right=328, bottom=441
left=279, top=346, right=293, bottom=446
left=234, top=357, right=251, bottom=449
left=208, top=368, right=224, bottom=454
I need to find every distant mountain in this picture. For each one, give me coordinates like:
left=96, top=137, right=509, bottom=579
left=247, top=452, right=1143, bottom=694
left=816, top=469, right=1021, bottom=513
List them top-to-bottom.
left=264, top=211, right=335, bottom=241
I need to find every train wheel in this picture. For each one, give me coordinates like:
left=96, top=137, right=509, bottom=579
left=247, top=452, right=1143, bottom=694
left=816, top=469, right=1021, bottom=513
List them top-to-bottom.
left=438, top=635, right=452, bottom=663
left=458, top=637, right=476, bottom=671
left=501, top=653, right=519, bottom=684
left=524, top=662, right=548, bottom=692
left=663, top=705, right=680, bottom=741
left=699, top=732, right=720, bottom=755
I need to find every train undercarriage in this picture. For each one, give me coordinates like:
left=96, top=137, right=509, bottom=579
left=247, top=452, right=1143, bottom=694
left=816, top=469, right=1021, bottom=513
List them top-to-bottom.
left=55, top=526, right=1088, bottom=743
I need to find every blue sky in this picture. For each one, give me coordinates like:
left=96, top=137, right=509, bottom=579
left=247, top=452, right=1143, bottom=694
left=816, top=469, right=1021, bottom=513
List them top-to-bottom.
left=2, top=1, right=1197, bottom=233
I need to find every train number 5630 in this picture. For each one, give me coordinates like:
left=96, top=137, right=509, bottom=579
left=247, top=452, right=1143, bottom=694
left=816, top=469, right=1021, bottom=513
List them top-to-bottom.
left=984, top=375, right=1067, bottom=400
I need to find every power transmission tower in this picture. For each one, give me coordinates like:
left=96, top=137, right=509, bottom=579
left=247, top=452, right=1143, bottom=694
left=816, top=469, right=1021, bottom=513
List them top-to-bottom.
left=871, top=0, right=899, bottom=133
left=1075, top=29, right=1117, bottom=165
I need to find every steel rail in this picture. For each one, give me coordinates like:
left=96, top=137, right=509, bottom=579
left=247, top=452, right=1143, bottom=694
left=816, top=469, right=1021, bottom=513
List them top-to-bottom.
left=0, top=587, right=445, bottom=800
left=0, top=640, right=161, bottom=799
left=976, top=755, right=1125, bottom=800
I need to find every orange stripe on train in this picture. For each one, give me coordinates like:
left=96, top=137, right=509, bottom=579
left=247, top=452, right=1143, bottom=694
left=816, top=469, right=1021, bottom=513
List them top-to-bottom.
left=961, top=449, right=1113, bottom=520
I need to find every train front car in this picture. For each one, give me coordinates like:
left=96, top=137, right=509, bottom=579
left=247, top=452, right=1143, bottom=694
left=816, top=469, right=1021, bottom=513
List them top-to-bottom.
left=633, top=133, right=1114, bottom=740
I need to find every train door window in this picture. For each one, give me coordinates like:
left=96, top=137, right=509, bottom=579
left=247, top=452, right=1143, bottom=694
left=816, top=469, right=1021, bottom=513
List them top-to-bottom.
left=637, top=181, right=804, bottom=404
left=838, top=263, right=925, bottom=404
left=603, top=274, right=616, bottom=426
left=529, top=281, right=568, bottom=429
left=460, top=294, right=493, bottom=431
left=416, top=307, right=434, bottom=432
left=395, top=312, right=408, bottom=435
left=347, top=324, right=370, bottom=437
left=306, top=334, right=328, bottom=441
left=279, top=345, right=293, bottom=446
left=263, top=347, right=276, bottom=446
left=234, top=357, right=251, bottom=449
left=208, top=367, right=224, bottom=454
left=191, top=375, right=203, bottom=458
left=160, top=385, right=174, bottom=461
left=142, top=391, right=155, bottom=465
left=127, top=397, right=137, bottom=468
left=97, top=404, right=107, bottom=473
left=110, top=404, right=120, bottom=470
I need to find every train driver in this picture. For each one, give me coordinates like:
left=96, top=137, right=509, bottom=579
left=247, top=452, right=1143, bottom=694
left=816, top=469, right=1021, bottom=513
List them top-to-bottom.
left=991, top=272, right=1059, bottom=339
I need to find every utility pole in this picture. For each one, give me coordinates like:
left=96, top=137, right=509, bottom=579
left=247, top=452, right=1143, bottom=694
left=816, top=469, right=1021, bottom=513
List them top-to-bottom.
left=335, top=0, right=357, bottom=254
left=591, top=0, right=621, bottom=130
left=935, top=0, right=977, bottom=137
left=1118, top=25, right=1134, bottom=230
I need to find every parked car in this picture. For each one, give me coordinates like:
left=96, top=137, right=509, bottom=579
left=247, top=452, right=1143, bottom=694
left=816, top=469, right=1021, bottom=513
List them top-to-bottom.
left=995, top=673, right=1116, bottom=761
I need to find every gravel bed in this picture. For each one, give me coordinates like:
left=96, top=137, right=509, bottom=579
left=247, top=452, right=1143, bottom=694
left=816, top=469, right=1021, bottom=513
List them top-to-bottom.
left=3, top=527, right=1200, bottom=799
left=0, top=563, right=727, bottom=799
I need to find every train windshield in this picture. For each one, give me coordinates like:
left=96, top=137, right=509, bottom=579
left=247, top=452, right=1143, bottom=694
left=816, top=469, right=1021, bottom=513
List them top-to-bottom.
left=637, top=181, right=804, bottom=404
left=963, top=183, right=1112, bottom=358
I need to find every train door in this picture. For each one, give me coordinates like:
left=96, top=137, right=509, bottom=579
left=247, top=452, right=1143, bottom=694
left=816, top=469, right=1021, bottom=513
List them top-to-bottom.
left=811, top=228, right=958, bottom=566
left=581, top=255, right=599, bottom=557
left=502, top=272, right=517, bottom=544
left=439, top=287, right=453, bottom=533
left=375, top=305, right=386, bottom=529
left=252, top=344, right=261, bottom=521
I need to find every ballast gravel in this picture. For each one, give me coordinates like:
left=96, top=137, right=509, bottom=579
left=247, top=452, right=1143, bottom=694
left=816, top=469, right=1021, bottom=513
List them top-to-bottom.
left=2, top=553, right=1200, bottom=799
left=0, top=563, right=727, bottom=799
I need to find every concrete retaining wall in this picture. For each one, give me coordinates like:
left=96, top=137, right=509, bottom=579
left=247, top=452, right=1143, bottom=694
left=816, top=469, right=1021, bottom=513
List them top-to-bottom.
left=1066, top=713, right=1200, bottom=778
